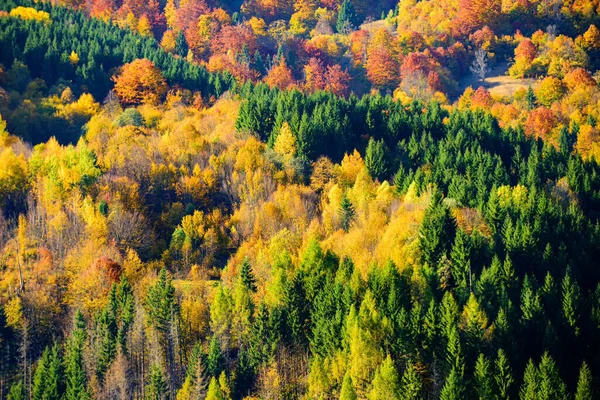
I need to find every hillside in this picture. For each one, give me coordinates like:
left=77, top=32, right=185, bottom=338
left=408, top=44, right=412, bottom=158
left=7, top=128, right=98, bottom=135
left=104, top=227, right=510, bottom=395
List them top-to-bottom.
left=1, top=0, right=600, bottom=399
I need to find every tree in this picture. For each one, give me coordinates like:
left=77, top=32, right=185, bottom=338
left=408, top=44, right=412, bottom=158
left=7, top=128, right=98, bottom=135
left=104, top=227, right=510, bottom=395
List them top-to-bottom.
left=337, top=0, right=357, bottom=33
left=366, top=29, right=400, bottom=91
left=470, top=48, right=491, bottom=82
left=264, top=58, right=294, bottom=90
left=112, top=59, right=168, bottom=106
left=365, top=138, right=389, bottom=181
left=419, top=189, right=457, bottom=266
left=339, top=193, right=355, bottom=232
left=240, top=257, right=257, bottom=292
left=65, top=311, right=90, bottom=400
left=207, top=334, right=225, bottom=378
left=32, top=344, right=64, bottom=400
left=494, top=349, right=513, bottom=400
left=538, top=352, right=567, bottom=400
left=474, top=354, right=493, bottom=399
left=369, top=355, right=401, bottom=400
left=520, top=359, right=539, bottom=400
left=399, top=361, right=422, bottom=400
left=575, top=361, right=593, bottom=400
left=146, top=364, right=168, bottom=400
left=440, top=368, right=465, bottom=400
left=340, top=371, right=358, bottom=400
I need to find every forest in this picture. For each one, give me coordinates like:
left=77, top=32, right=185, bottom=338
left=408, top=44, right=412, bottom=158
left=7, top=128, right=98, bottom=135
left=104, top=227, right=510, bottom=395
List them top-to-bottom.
left=2, top=0, right=600, bottom=398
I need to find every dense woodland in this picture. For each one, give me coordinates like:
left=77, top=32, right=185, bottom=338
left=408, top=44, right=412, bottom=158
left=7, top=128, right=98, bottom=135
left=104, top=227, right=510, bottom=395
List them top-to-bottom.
left=3, top=0, right=600, bottom=399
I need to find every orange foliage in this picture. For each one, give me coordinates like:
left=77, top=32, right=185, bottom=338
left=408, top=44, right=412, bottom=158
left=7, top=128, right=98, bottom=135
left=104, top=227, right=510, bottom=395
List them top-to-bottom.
left=264, top=58, right=294, bottom=90
left=112, top=59, right=168, bottom=106
left=524, top=107, right=557, bottom=141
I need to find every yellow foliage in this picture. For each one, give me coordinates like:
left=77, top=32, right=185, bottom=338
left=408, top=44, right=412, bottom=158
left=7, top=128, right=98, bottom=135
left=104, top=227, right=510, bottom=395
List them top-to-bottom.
left=9, top=6, right=51, bottom=22
left=69, top=50, right=79, bottom=65
left=273, top=122, right=297, bottom=161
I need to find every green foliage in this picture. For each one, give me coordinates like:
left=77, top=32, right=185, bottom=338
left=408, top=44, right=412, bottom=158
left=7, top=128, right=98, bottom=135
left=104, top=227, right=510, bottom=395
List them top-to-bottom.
left=365, top=138, right=389, bottom=181
left=419, top=189, right=457, bottom=266
left=339, top=193, right=355, bottom=232
left=240, top=257, right=257, bottom=292
left=146, top=364, right=169, bottom=400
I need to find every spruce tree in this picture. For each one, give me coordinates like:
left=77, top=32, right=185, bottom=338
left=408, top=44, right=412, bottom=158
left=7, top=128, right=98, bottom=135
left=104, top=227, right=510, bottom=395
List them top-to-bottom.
left=337, top=0, right=357, bottom=33
left=365, top=138, right=389, bottom=181
left=419, top=189, right=456, bottom=266
left=339, top=194, right=355, bottom=232
left=240, top=257, right=257, bottom=292
left=65, top=311, right=89, bottom=400
left=207, top=335, right=225, bottom=378
left=494, top=349, right=513, bottom=400
left=538, top=352, right=567, bottom=400
left=474, top=354, right=493, bottom=400
left=520, top=359, right=539, bottom=400
left=399, top=361, right=422, bottom=400
left=575, top=361, right=593, bottom=400
left=146, top=364, right=169, bottom=400
left=440, top=368, right=465, bottom=400
left=340, top=371, right=358, bottom=400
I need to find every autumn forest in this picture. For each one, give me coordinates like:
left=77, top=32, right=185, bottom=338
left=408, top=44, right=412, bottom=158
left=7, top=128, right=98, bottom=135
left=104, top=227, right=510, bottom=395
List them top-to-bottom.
left=2, top=0, right=600, bottom=399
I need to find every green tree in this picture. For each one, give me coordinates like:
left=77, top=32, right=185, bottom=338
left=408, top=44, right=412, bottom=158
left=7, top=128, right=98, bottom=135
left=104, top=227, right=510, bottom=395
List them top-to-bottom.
left=336, top=0, right=358, bottom=33
left=365, top=138, right=389, bottom=181
left=419, top=189, right=457, bottom=266
left=339, top=193, right=356, bottom=232
left=240, top=257, right=257, bottom=292
left=65, top=311, right=89, bottom=400
left=207, top=334, right=225, bottom=378
left=494, top=349, right=513, bottom=400
left=538, top=352, right=567, bottom=400
left=474, top=354, right=493, bottom=400
left=368, top=355, right=401, bottom=400
left=520, top=359, right=539, bottom=400
left=399, top=361, right=422, bottom=400
left=575, top=361, right=593, bottom=400
left=146, top=364, right=169, bottom=400
left=440, top=368, right=465, bottom=400
left=340, top=371, right=358, bottom=400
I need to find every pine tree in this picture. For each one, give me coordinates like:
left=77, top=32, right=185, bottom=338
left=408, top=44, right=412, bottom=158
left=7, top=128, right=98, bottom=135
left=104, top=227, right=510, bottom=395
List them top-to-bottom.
left=336, top=0, right=357, bottom=33
left=174, top=31, right=188, bottom=58
left=525, top=85, right=536, bottom=110
left=365, top=138, right=389, bottom=181
left=419, top=189, right=457, bottom=266
left=339, top=194, right=356, bottom=232
left=450, top=229, right=472, bottom=289
left=240, top=257, right=257, bottom=292
left=145, top=268, right=177, bottom=334
left=562, top=268, right=581, bottom=336
left=65, top=311, right=89, bottom=400
left=207, top=334, right=225, bottom=378
left=32, top=343, right=64, bottom=400
left=32, top=346, right=51, bottom=400
left=494, top=349, right=513, bottom=400
left=538, top=352, right=567, bottom=400
left=474, top=354, right=493, bottom=400
left=368, top=355, right=401, bottom=399
left=520, top=359, right=539, bottom=400
left=399, top=361, right=422, bottom=400
left=575, top=361, right=593, bottom=400
left=146, top=364, right=168, bottom=400
left=440, top=368, right=465, bottom=400
left=340, top=371, right=358, bottom=400
left=7, top=381, right=25, bottom=400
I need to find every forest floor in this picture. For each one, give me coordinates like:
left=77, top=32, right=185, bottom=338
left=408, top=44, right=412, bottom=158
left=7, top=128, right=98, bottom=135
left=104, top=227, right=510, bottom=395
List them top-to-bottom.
left=457, top=61, right=538, bottom=99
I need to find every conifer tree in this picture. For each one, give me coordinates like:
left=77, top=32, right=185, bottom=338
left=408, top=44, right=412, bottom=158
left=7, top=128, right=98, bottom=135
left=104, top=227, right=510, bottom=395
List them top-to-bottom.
left=336, top=0, right=357, bottom=33
left=365, top=138, right=389, bottom=181
left=419, top=189, right=456, bottom=266
left=339, top=194, right=356, bottom=233
left=240, top=257, right=257, bottom=292
left=65, top=311, right=89, bottom=400
left=207, top=334, right=225, bottom=378
left=494, top=349, right=513, bottom=400
left=538, top=352, right=567, bottom=400
left=474, top=354, right=493, bottom=400
left=368, top=355, right=401, bottom=400
left=520, top=359, right=539, bottom=400
left=399, top=361, right=422, bottom=400
left=575, top=361, right=593, bottom=400
left=146, top=364, right=169, bottom=400
left=440, top=368, right=465, bottom=400
left=340, top=371, right=358, bottom=400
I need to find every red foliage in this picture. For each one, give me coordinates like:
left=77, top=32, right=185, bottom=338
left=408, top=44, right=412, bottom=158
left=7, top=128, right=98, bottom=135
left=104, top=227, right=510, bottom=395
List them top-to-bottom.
left=174, top=0, right=209, bottom=32
left=455, top=0, right=501, bottom=35
left=211, top=25, right=258, bottom=56
left=515, top=39, right=537, bottom=63
left=366, top=47, right=400, bottom=90
left=400, top=52, right=433, bottom=80
left=265, top=58, right=294, bottom=90
left=324, top=64, right=351, bottom=97
left=563, top=68, right=597, bottom=90
left=471, top=86, right=494, bottom=108
left=524, top=107, right=557, bottom=141
left=92, top=256, right=122, bottom=283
